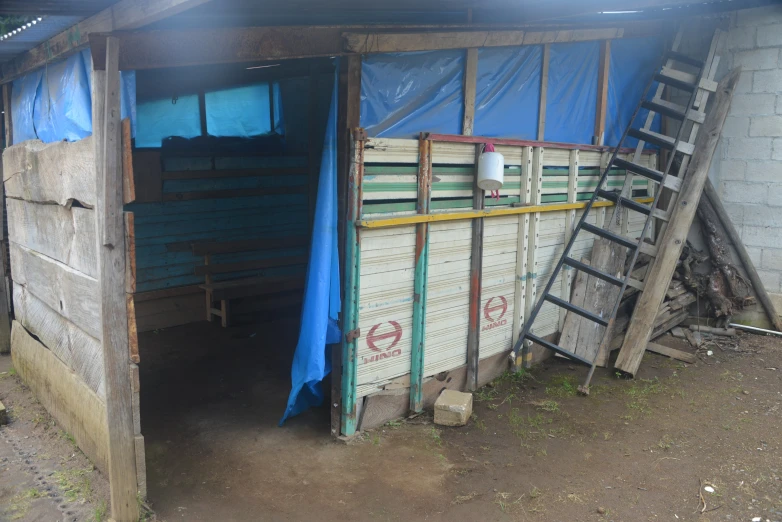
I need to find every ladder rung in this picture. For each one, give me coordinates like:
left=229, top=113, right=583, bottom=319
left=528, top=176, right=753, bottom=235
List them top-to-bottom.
left=666, top=50, right=705, bottom=69
left=654, top=67, right=696, bottom=92
left=648, top=98, right=706, bottom=124
left=627, top=128, right=695, bottom=155
left=612, top=158, right=663, bottom=183
left=663, top=175, right=682, bottom=192
left=596, top=189, right=652, bottom=216
left=652, top=207, right=670, bottom=222
left=582, top=222, right=639, bottom=250
left=639, top=242, right=658, bottom=257
left=564, top=257, right=625, bottom=287
left=626, top=278, right=646, bottom=291
left=545, top=294, right=609, bottom=327
left=524, top=332, right=593, bottom=366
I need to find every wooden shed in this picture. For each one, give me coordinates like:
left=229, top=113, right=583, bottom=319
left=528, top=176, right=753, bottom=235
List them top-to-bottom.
left=0, top=1, right=778, bottom=520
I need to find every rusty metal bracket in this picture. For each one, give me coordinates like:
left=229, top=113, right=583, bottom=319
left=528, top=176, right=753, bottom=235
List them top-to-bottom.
left=345, top=328, right=361, bottom=342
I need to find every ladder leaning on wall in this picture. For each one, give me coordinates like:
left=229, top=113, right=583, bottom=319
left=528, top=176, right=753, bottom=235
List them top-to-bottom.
left=512, top=27, right=724, bottom=389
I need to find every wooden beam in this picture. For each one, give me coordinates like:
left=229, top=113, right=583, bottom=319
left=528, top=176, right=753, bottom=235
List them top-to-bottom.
left=1, top=0, right=212, bottom=83
left=88, top=21, right=661, bottom=72
left=95, top=36, right=139, bottom=521
left=594, top=40, right=611, bottom=146
left=537, top=44, right=550, bottom=141
left=462, top=48, right=478, bottom=137
left=614, top=68, right=741, bottom=377
left=0, top=84, right=12, bottom=353
left=3, top=84, right=12, bottom=146
left=466, top=144, right=483, bottom=391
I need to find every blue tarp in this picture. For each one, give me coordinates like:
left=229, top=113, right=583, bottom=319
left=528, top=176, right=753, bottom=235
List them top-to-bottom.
left=605, top=36, right=663, bottom=148
left=544, top=41, right=600, bottom=144
left=474, top=46, right=542, bottom=139
left=10, top=49, right=137, bottom=145
left=360, top=50, right=464, bottom=138
left=280, top=63, right=341, bottom=426
left=205, top=82, right=284, bottom=138
left=135, top=94, right=202, bottom=148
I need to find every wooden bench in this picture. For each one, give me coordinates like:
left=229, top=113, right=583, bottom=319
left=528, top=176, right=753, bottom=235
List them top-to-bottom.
left=192, top=236, right=308, bottom=327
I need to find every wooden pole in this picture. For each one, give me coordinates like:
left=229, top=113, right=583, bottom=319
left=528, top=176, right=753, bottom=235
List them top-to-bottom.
left=95, top=36, right=140, bottom=521
left=594, top=40, right=610, bottom=146
left=537, top=44, right=550, bottom=141
left=462, top=48, right=478, bottom=137
left=615, top=67, right=741, bottom=377
left=0, top=84, right=13, bottom=354
left=466, top=144, right=484, bottom=391
left=703, top=179, right=782, bottom=332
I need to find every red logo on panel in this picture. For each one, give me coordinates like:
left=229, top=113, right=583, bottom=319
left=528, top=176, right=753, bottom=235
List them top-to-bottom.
left=482, top=296, right=509, bottom=332
left=363, top=321, right=403, bottom=365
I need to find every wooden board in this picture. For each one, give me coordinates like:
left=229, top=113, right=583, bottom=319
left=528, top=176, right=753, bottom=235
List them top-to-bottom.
left=122, top=119, right=135, bottom=204
left=3, top=137, right=96, bottom=207
left=131, top=150, right=163, bottom=203
left=7, top=198, right=97, bottom=278
left=10, top=242, right=100, bottom=339
left=13, top=284, right=104, bottom=398
left=134, top=286, right=204, bottom=332
left=11, top=322, right=108, bottom=473
left=646, top=342, right=697, bottom=364
left=360, top=348, right=510, bottom=431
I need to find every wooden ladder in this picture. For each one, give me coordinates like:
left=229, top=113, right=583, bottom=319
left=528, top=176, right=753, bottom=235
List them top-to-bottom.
left=512, top=27, right=726, bottom=387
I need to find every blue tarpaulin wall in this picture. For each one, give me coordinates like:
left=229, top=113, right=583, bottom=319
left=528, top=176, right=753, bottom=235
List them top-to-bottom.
left=605, top=36, right=663, bottom=148
left=360, top=38, right=661, bottom=147
left=544, top=41, right=600, bottom=144
left=474, top=46, right=541, bottom=139
left=10, top=49, right=136, bottom=145
left=360, top=50, right=464, bottom=138
left=280, top=64, right=341, bottom=425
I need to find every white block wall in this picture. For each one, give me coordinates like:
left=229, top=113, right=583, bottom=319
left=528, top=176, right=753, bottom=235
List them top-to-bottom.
left=712, top=5, right=782, bottom=302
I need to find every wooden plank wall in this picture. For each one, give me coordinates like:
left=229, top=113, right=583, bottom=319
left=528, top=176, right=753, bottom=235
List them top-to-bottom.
left=355, top=138, right=655, bottom=400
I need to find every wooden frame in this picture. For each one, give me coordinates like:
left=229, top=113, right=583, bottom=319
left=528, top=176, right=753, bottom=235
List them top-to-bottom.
left=594, top=40, right=611, bottom=146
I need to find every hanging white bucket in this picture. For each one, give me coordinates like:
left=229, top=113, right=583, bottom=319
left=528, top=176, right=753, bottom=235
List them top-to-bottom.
left=477, top=151, right=504, bottom=191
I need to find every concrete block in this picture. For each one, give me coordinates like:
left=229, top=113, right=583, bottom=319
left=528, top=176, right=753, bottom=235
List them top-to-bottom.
left=737, top=5, right=782, bottom=27
left=757, top=24, right=782, bottom=47
left=726, top=25, right=757, bottom=50
left=732, top=48, right=779, bottom=71
left=753, top=70, right=782, bottom=94
left=735, top=71, right=754, bottom=94
left=730, top=94, right=776, bottom=116
left=722, top=116, right=750, bottom=138
left=750, top=116, right=782, bottom=137
left=726, top=137, right=773, bottom=159
left=773, top=138, right=782, bottom=160
left=719, top=159, right=747, bottom=181
left=745, top=160, right=782, bottom=182
left=721, top=181, right=770, bottom=204
left=768, top=182, right=782, bottom=206
left=720, top=202, right=745, bottom=225
left=741, top=203, right=782, bottom=227
left=743, top=225, right=782, bottom=249
left=746, top=246, right=763, bottom=266
left=762, top=248, right=782, bottom=271
left=756, top=269, right=782, bottom=293
left=434, top=390, right=473, bottom=427
left=0, top=400, right=6, bottom=425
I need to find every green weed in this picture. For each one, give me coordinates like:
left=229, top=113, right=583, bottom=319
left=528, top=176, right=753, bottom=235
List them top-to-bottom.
left=545, top=375, right=578, bottom=398
left=53, top=467, right=93, bottom=502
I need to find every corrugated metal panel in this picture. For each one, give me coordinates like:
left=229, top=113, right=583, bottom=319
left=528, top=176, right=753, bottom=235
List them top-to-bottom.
left=479, top=215, right=518, bottom=358
left=356, top=225, right=416, bottom=397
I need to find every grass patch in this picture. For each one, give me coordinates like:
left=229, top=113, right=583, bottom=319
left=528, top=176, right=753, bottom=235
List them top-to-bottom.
left=545, top=375, right=578, bottom=398
left=623, top=377, right=667, bottom=418
left=429, top=427, right=443, bottom=447
left=53, top=467, right=94, bottom=503
left=93, top=500, right=107, bottom=522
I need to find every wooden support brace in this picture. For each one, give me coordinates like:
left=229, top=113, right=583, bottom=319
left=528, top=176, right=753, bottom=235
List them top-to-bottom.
left=594, top=40, right=610, bottom=146
left=537, top=45, right=550, bottom=142
left=466, top=144, right=484, bottom=392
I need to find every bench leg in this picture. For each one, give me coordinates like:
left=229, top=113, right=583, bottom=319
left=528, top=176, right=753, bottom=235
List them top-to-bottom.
left=205, top=291, right=213, bottom=322
left=221, top=299, right=231, bottom=328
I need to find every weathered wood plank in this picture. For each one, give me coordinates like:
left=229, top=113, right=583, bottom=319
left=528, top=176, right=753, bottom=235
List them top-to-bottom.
left=96, top=37, right=139, bottom=520
left=594, top=40, right=610, bottom=146
left=537, top=44, right=550, bottom=142
left=462, top=48, right=478, bottom=137
left=615, top=68, right=741, bottom=377
left=122, top=119, right=135, bottom=204
left=3, top=137, right=96, bottom=207
left=131, top=150, right=163, bottom=203
left=7, top=199, right=97, bottom=278
left=10, top=242, right=100, bottom=339
left=13, top=284, right=104, bottom=398
left=11, top=321, right=108, bottom=474
left=646, top=342, right=697, bottom=364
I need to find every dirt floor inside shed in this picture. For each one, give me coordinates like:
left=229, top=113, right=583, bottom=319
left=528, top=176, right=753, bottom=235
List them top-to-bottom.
left=1, top=328, right=781, bottom=522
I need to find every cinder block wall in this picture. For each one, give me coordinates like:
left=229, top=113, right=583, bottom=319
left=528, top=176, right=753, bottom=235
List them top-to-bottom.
left=713, top=5, right=782, bottom=320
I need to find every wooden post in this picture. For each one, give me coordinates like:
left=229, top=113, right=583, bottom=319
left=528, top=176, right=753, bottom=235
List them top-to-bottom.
left=95, top=36, right=140, bottom=521
left=594, top=40, right=610, bottom=146
left=537, top=44, right=550, bottom=141
left=462, top=48, right=478, bottom=137
left=615, top=68, right=741, bottom=377
left=0, top=84, right=12, bottom=354
left=410, top=137, right=431, bottom=410
left=466, top=144, right=483, bottom=391
left=511, top=147, right=533, bottom=347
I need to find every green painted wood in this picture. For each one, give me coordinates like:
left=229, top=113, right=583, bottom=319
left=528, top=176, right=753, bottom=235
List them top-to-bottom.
left=409, top=230, right=428, bottom=412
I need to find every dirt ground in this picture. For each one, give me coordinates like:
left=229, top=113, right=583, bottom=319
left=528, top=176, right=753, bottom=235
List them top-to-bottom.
left=1, top=324, right=781, bottom=522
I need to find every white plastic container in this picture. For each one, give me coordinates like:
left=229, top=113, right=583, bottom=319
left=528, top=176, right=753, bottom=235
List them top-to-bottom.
left=477, top=151, right=504, bottom=191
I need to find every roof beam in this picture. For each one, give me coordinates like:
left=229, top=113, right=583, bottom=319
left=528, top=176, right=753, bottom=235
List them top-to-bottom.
left=0, top=0, right=212, bottom=84
left=89, top=20, right=663, bottom=71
